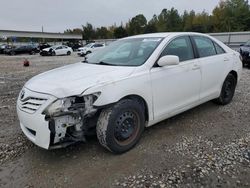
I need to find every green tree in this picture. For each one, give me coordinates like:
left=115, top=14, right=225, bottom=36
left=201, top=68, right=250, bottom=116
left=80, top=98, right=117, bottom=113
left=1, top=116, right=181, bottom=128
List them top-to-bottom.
left=71, top=0, right=250, bottom=39
left=212, top=0, right=250, bottom=32
left=155, top=8, right=182, bottom=32
left=166, top=8, right=182, bottom=31
left=183, top=10, right=196, bottom=31
left=192, top=11, right=213, bottom=32
left=128, top=14, right=147, bottom=35
left=145, top=15, right=158, bottom=33
left=82, top=23, right=95, bottom=41
left=114, top=26, right=128, bottom=38
left=96, top=27, right=109, bottom=39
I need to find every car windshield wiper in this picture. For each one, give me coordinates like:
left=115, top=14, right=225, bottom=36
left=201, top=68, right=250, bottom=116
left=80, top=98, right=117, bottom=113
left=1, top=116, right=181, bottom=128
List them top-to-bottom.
left=98, top=61, right=117, bottom=66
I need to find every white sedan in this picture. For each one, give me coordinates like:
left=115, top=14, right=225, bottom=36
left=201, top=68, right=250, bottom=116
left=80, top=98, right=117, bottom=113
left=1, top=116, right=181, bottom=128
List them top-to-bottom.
left=17, top=32, right=242, bottom=153
left=77, top=43, right=105, bottom=56
left=40, top=45, right=73, bottom=56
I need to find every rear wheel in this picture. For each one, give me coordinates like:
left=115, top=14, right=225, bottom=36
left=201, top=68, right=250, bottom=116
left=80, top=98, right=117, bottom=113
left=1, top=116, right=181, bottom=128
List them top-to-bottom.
left=30, top=51, right=35, bottom=55
left=214, top=73, right=237, bottom=105
left=96, top=99, right=145, bottom=154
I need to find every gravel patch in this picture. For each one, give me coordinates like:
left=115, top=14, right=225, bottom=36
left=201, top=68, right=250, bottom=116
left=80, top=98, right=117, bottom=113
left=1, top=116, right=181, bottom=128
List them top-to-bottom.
left=0, top=134, right=33, bottom=165
left=115, top=134, right=250, bottom=187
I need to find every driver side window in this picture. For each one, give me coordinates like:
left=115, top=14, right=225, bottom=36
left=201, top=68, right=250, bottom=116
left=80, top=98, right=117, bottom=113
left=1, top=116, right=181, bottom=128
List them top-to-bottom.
left=161, top=36, right=194, bottom=62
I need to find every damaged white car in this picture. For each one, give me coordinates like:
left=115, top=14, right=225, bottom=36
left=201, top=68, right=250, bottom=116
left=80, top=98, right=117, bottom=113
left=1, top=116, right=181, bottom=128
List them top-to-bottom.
left=17, top=32, right=242, bottom=153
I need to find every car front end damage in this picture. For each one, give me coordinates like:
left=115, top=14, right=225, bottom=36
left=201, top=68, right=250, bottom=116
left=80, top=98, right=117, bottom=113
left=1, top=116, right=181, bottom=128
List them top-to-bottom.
left=40, top=50, right=53, bottom=56
left=77, top=50, right=87, bottom=57
left=17, top=87, right=101, bottom=149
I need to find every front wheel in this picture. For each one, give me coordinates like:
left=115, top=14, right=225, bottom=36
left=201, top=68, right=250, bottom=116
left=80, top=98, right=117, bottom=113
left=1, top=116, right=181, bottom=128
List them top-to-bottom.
left=67, top=51, right=71, bottom=55
left=214, top=73, right=237, bottom=105
left=97, top=99, right=145, bottom=154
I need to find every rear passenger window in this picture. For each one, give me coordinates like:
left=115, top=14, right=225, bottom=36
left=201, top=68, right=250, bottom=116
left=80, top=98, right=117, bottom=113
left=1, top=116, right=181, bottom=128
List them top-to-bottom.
left=161, top=36, right=194, bottom=62
left=193, top=36, right=216, bottom=58
left=213, top=42, right=225, bottom=54
left=93, top=44, right=103, bottom=48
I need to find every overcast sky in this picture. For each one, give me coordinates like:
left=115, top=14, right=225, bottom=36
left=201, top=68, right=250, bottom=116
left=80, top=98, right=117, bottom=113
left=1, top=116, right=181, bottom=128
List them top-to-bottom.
left=0, top=0, right=221, bottom=32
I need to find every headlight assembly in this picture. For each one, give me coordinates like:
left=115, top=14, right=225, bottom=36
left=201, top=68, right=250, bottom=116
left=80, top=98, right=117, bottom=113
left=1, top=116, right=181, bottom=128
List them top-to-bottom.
left=43, top=92, right=101, bottom=116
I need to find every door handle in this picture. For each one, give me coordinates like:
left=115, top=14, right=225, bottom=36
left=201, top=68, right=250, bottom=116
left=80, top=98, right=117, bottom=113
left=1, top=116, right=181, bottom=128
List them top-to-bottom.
left=224, top=57, right=230, bottom=61
left=192, top=64, right=200, bottom=70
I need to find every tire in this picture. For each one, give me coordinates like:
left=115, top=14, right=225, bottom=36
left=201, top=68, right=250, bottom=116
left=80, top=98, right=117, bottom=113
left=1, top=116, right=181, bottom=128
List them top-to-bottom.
left=10, top=51, right=15, bottom=56
left=30, top=51, right=35, bottom=55
left=52, top=51, right=56, bottom=56
left=67, top=51, right=71, bottom=55
left=86, top=51, right=91, bottom=54
left=214, top=73, right=237, bottom=105
left=96, top=99, right=145, bottom=154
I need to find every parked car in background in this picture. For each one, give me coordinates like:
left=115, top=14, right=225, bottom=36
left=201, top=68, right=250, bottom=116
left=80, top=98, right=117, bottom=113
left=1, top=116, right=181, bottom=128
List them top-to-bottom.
left=17, top=32, right=242, bottom=153
left=239, top=40, right=250, bottom=67
left=64, top=41, right=83, bottom=51
left=38, top=43, right=51, bottom=51
left=77, top=43, right=105, bottom=56
left=0, top=44, right=8, bottom=54
left=4, top=44, right=39, bottom=55
left=2, top=45, right=14, bottom=54
left=40, top=45, right=73, bottom=56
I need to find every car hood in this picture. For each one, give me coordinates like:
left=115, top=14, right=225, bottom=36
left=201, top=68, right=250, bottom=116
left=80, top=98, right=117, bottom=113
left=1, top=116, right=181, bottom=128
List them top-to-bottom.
left=42, top=47, right=53, bottom=52
left=79, top=47, right=88, bottom=51
left=25, top=62, right=135, bottom=98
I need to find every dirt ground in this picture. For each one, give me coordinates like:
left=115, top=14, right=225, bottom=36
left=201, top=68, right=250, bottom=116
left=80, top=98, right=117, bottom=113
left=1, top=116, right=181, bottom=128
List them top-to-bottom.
left=0, top=54, right=249, bottom=188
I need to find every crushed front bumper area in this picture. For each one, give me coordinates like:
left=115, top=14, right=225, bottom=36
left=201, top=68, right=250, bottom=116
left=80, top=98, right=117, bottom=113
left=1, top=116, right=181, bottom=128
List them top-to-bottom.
left=17, top=88, right=99, bottom=149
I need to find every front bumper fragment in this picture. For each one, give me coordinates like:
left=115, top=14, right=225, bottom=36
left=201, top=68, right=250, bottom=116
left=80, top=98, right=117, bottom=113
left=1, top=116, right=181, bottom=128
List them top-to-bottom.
left=17, top=88, right=56, bottom=149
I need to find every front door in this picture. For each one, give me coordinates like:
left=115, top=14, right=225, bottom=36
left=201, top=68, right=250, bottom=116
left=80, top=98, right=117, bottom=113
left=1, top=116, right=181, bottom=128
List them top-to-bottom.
left=150, top=36, right=201, bottom=120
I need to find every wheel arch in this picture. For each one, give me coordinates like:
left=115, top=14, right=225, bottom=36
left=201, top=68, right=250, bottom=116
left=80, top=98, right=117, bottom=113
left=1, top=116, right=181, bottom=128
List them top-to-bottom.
left=229, top=70, right=238, bottom=82
left=119, top=94, right=149, bottom=122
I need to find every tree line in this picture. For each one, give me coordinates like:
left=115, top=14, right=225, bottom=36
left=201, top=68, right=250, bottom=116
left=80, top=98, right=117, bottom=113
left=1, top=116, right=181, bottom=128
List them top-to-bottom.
left=64, top=0, right=250, bottom=40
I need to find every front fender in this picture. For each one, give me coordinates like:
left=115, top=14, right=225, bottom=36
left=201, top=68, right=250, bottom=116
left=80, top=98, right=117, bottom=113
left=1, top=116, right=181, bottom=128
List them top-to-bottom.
left=83, top=71, right=154, bottom=122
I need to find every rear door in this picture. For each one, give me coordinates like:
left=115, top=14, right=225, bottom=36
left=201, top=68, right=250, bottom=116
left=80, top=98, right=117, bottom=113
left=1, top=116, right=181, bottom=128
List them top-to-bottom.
left=150, top=36, right=201, bottom=120
left=191, top=36, right=229, bottom=100
left=55, top=46, right=63, bottom=55
left=62, top=46, right=69, bottom=54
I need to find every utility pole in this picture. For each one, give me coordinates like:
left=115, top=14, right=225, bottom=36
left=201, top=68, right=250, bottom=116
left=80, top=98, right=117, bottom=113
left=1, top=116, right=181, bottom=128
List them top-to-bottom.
left=42, top=26, right=44, bottom=43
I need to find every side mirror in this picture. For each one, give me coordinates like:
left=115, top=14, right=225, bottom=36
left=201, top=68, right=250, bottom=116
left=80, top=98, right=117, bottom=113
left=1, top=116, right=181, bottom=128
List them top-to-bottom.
left=157, top=55, right=180, bottom=67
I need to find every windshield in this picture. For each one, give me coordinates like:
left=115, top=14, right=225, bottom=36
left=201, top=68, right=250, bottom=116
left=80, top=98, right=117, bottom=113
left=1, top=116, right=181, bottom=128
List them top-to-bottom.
left=86, top=37, right=163, bottom=66
left=85, top=43, right=94, bottom=48
left=51, top=45, right=60, bottom=49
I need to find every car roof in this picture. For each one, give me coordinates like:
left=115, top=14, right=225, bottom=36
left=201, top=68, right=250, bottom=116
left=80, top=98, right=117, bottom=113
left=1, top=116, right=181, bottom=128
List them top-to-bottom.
left=125, top=32, right=208, bottom=39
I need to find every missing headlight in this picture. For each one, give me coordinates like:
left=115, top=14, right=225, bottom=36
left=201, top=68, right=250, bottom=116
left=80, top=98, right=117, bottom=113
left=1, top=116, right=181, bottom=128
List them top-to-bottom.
left=43, top=92, right=101, bottom=146
left=43, top=92, right=101, bottom=117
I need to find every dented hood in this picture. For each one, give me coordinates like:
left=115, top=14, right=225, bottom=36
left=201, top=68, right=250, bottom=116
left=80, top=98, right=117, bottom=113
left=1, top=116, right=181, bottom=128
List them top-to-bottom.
left=25, top=62, right=135, bottom=98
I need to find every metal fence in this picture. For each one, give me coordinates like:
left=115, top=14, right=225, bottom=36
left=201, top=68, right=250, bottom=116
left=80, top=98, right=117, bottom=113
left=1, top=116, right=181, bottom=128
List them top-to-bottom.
left=1, top=31, right=250, bottom=50
left=209, top=31, right=250, bottom=50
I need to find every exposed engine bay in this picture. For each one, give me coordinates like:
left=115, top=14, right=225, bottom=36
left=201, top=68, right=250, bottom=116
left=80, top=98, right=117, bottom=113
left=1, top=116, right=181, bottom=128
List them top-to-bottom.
left=43, top=93, right=100, bottom=148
